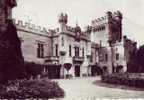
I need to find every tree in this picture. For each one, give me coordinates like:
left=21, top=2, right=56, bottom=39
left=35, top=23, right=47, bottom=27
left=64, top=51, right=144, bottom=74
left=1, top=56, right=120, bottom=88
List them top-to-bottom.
left=0, top=20, right=25, bottom=84
left=127, top=44, right=144, bottom=73
left=136, top=45, right=144, bottom=72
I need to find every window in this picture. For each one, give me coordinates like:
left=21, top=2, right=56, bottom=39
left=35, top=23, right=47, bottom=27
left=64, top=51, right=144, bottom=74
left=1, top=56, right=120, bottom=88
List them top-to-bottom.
left=62, top=37, right=64, bottom=46
left=37, top=43, right=44, bottom=58
left=55, top=44, right=58, bottom=56
left=69, top=45, right=71, bottom=57
left=74, top=46, right=79, bottom=57
left=82, top=48, right=84, bottom=57
left=90, top=53, right=93, bottom=62
left=116, top=53, right=119, bottom=60
left=105, top=54, right=108, bottom=62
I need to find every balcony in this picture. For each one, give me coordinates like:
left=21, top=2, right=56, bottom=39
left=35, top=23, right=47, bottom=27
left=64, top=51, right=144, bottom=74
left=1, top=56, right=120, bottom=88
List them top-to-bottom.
left=59, top=48, right=67, bottom=56
left=87, top=55, right=91, bottom=58
left=44, top=56, right=59, bottom=64
left=73, top=56, right=84, bottom=63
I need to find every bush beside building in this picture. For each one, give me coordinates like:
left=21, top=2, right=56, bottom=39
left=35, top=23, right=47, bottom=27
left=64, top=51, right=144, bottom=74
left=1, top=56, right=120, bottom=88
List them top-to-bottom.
left=101, top=73, right=144, bottom=88
left=0, top=79, right=65, bottom=99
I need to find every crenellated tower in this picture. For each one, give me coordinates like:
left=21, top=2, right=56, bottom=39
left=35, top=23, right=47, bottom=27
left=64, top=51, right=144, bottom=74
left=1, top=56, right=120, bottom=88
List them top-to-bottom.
left=107, top=10, right=123, bottom=44
left=91, top=11, right=124, bottom=74
left=58, top=13, right=68, bottom=32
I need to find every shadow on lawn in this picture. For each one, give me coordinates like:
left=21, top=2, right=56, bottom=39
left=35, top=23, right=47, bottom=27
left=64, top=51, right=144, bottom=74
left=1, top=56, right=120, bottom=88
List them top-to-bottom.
left=93, top=80, right=144, bottom=91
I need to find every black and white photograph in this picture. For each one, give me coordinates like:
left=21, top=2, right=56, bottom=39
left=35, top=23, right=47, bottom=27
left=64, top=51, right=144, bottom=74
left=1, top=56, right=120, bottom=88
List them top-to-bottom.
left=0, top=0, right=144, bottom=99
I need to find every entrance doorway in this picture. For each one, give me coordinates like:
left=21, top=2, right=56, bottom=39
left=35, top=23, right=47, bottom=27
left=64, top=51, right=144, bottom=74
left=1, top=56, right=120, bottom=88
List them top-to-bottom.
left=46, top=65, right=61, bottom=79
left=75, top=65, right=80, bottom=77
left=91, top=65, right=103, bottom=76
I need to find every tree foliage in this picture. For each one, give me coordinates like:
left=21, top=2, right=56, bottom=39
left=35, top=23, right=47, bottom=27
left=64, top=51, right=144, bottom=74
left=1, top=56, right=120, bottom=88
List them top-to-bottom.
left=128, top=44, right=144, bottom=73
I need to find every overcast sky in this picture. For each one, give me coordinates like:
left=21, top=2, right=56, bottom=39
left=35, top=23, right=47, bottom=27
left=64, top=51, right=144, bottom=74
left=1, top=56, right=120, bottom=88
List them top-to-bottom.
left=13, top=0, right=144, bottom=47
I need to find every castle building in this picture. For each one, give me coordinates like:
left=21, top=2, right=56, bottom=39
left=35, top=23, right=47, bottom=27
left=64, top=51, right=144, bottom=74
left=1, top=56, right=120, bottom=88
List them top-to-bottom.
left=13, top=11, right=137, bottom=78
left=91, top=11, right=127, bottom=73
left=14, top=13, right=92, bottom=78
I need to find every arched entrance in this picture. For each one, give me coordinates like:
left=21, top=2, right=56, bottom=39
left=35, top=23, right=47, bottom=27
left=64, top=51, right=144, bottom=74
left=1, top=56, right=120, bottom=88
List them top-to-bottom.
left=64, top=63, right=72, bottom=74
left=45, top=64, right=61, bottom=79
left=116, top=65, right=123, bottom=73
left=102, top=66, right=108, bottom=74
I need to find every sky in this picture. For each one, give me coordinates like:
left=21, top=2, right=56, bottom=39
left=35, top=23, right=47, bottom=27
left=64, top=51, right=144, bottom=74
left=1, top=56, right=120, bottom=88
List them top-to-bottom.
left=13, top=0, right=144, bottom=47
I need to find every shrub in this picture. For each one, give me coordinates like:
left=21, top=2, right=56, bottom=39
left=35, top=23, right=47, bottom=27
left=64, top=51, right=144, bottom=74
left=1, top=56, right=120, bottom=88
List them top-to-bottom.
left=24, top=62, right=44, bottom=79
left=101, top=73, right=144, bottom=88
left=0, top=79, right=65, bottom=99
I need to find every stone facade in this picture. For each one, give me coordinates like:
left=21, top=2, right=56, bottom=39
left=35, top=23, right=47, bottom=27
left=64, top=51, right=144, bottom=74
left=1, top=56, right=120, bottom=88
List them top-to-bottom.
left=13, top=11, right=136, bottom=78
left=91, top=11, right=126, bottom=73
left=14, top=13, right=92, bottom=78
left=50, top=13, right=92, bottom=78
left=13, top=19, right=51, bottom=64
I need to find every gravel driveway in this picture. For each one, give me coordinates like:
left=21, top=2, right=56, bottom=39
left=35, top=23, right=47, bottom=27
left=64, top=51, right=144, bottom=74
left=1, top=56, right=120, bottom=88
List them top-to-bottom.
left=53, top=77, right=144, bottom=100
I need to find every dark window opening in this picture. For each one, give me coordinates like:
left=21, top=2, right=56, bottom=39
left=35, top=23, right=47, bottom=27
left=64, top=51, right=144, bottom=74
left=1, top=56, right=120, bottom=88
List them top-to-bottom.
left=62, top=37, right=64, bottom=46
left=37, top=43, right=44, bottom=58
left=55, top=44, right=58, bottom=56
left=69, top=45, right=71, bottom=57
left=74, top=46, right=79, bottom=57
left=82, top=48, right=84, bottom=58
left=116, top=53, right=119, bottom=60
left=105, top=54, right=108, bottom=62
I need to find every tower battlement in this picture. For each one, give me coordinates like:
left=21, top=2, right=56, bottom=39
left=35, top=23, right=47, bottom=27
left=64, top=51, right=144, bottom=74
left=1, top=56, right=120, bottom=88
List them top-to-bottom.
left=92, top=11, right=122, bottom=27
left=58, top=13, right=68, bottom=24
left=13, top=19, right=50, bottom=35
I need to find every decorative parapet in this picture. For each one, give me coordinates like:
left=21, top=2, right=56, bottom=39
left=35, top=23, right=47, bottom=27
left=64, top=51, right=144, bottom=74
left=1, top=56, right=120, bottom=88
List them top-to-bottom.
left=92, top=11, right=123, bottom=43
left=92, top=16, right=107, bottom=27
left=92, top=16, right=107, bottom=33
left=12, top=19, right=50, bottom=36
left=64, top=25, right=91, bottom=41
left=66, top=26, right=75, bottom=33
left=44, top=56, right=59, bottom=62
left=73, top=56, right=84, bottom=63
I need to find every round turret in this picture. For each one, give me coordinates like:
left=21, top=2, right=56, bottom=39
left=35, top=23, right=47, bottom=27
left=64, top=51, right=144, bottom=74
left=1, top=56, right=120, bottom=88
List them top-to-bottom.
left=58, top=13, right=68, bottom=24
left=75, top=24, right=81, bottom=33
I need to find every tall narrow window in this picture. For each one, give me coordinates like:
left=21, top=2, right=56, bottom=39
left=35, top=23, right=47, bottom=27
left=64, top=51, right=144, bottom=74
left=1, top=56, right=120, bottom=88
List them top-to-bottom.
left=62, top=37, right=64, bottom=46
left=37, top=43, right=44, bottom=58
left=55, top=44, right=58, bottom=56
left=69, top=45, right=71, bottom=57
left=74, top=46, right=79, bottom=57
left=82, top=48, right=84, bottom=57
left=90, top=53, right=93, bottom=62
left=116, top=53, right=119, bottom=60
left=105, top=54, right=108, bottom=62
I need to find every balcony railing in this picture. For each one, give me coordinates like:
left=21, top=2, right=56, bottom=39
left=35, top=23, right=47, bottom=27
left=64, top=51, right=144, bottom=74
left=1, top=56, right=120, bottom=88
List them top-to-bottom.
left=59, top=48, right=67, bottom=56
left=44, top=56, right=59, bottom=63
left=73, top=56, right=84, bottom=63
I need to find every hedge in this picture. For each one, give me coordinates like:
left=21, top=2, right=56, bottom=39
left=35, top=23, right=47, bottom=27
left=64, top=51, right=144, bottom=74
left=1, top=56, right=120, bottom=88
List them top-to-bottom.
left=101, top=73, right=144, bottom=88
left=0, top=79, right=65, bottom=99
